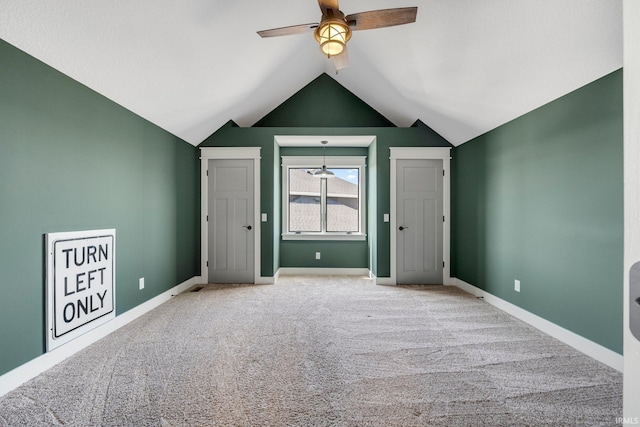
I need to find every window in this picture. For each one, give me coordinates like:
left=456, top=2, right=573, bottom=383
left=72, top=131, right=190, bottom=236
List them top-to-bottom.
left=282, top=156, right=366, bottom=240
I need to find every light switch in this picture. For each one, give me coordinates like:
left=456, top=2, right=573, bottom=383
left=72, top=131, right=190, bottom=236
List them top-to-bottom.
left=261, top=213, right=267, bottom=222
left=383, top=214, right=389, bottom=223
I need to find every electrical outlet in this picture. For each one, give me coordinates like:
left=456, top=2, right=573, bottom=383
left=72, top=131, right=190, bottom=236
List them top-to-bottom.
left=315, top=252, right=321, bottom=260
left=139, top=277, right=145, bottom=290
left=514, top=279, right=520, bottom=293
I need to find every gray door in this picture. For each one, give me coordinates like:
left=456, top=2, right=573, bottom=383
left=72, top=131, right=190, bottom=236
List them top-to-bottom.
left=208, top=159, right=254, bottom=284
left=396, top=159, right=443, bottom=284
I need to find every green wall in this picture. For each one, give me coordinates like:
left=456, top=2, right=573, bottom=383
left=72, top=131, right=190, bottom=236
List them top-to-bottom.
left=0, top=39, right=200, bottom=376
left=451, top=70, right=623, bottom=353
left=254, top=74, right=394, bottom=127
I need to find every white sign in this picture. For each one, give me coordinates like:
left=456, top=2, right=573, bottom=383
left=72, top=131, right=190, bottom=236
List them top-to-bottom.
left=46, top=229, right=116, bottom=351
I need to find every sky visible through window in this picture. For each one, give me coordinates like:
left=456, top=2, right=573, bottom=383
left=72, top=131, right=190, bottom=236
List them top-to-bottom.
left=331, top=168, right=359, bottom=184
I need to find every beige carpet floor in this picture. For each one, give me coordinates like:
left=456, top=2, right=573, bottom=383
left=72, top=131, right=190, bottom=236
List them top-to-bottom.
left=0, top=275, right=623, bottom=426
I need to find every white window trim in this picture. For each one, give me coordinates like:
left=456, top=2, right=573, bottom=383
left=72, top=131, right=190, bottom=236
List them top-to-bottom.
left=282, top=156, right=366, bottom=241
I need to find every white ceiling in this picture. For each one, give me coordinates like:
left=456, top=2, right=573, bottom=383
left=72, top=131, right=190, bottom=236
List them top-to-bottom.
left=0, top=0, right=622, bottom=146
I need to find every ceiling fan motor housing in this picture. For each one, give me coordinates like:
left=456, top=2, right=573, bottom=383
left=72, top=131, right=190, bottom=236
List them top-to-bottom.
left=314, top=10, right=352, bottom=57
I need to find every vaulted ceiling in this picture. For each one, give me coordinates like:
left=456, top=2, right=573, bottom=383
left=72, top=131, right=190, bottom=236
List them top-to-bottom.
left=0, top=0, right=622, bottom=146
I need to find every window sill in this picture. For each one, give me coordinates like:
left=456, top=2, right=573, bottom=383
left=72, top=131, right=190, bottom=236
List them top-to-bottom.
left=282, top=233, right=367, bottom=241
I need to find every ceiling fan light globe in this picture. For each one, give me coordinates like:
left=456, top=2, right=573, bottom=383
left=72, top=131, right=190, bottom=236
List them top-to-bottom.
left=315, top=20, right=351, bottom=57
left=320, top=39, right=344, bottom=56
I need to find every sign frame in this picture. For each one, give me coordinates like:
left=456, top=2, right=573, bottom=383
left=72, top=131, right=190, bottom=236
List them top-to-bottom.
left=46, top=229, right=116, bottom=351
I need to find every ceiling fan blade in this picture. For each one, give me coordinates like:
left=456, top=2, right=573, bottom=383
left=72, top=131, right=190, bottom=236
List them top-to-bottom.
left=318, top=0, right=339, bottom=15
left=346, top=7, right=418, bottom=31
left=257, top=23, right=318, bottom=38
left=332, top=46, right=349, bottom=71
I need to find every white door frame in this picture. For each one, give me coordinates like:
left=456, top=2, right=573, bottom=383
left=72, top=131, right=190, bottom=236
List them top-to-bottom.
left=624, top=0, right=640, bottom=418
left=200, top=147, right=261, bottom=284
left=390, top=147, right=452, bottom=285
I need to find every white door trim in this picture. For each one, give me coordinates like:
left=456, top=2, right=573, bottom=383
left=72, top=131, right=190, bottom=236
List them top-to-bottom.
left=624, top=0, right=640, bottom=418
left=200, top=147, right=261, bottom=284
left=390, top=147, right=451, bottom=285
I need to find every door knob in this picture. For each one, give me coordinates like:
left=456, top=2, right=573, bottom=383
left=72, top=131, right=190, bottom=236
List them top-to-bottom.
left=243, top=225, right=252, bottom=230
left=399, top=226, right=409, bottom=231
left=631, top=262, right=640, bottom=341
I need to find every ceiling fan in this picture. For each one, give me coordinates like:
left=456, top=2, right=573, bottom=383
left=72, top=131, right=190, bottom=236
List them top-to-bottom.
left=257, top=0, right=418, bottom=71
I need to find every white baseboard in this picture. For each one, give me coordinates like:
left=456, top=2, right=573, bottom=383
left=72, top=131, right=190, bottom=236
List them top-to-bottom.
left=277, top=267, right=370, bottom=277
left=369, top=272, right=395, bottom=286
left=201, top=274, right=277, bottom=285
left=255, top=274, right=277, bottom=285
left=0, top=275, right=202, bottom=398
left=370, top=275, right=454, bottom=286
left=453, top=278, right=623, bottom=372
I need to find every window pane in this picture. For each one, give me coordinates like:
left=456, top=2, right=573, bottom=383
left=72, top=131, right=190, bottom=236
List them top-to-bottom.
left=289, top=168, right=321, bottom=232
left=326, top=168, right=359, bottom=232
